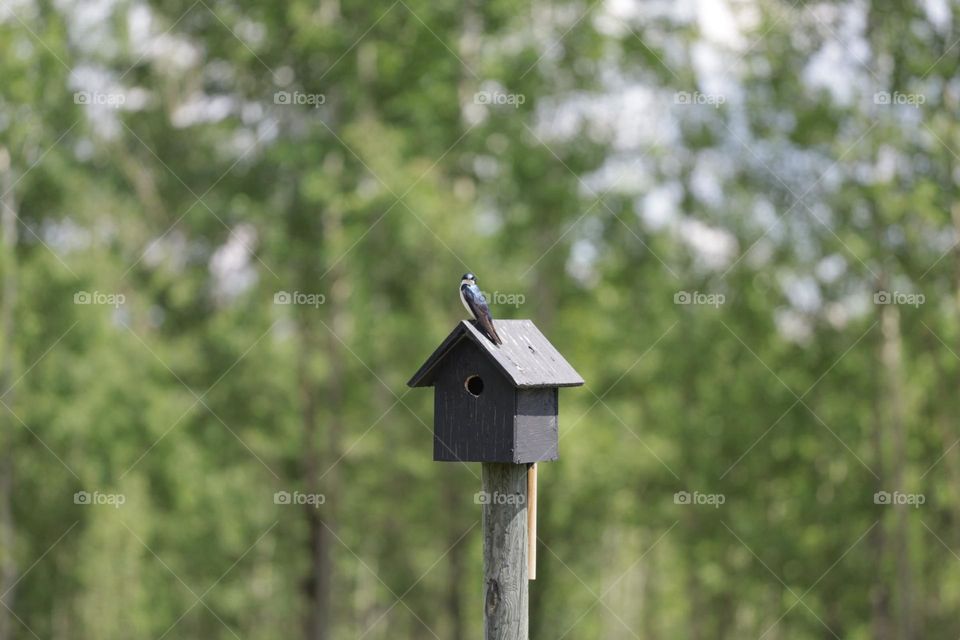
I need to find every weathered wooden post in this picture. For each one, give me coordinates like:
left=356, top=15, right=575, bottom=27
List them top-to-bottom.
left=408, top=319, right=583, bottom=639
left=482, top=462, right=529, bottom=636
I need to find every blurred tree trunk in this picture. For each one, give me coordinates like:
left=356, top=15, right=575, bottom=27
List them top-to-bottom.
left=862, top=11, right=891, bottom=638
left=0, top=151, right=17, bottom=640
left=943, top=197, right=960, bottom=553
left=302, top=206, right=348, bottom=640
left=869, top=268, right=892, bottom=640
left=874, top=268, right=914, bottom=640
left=881, top=300, right=912, bottom=640
left=298, top=325, right=327, bottom=640
left=869, top=399, right=891, bottom=640
left=441, top=478, right=465, bottom=640
left=640, top=533, right=658, bottom=640
left=685, top=550, right=704, bottom=640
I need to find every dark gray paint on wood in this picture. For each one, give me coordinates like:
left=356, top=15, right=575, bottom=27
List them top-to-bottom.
left=412, top=318, right=583, bottom=463
left=408, top=319, right=584, bottom=389
left=434, top=340, right=515, bottom=462
left=432, top=341, right=562, bottom=463
left=514, top=388, right=558, bottom=463
left=482, top=463, right=528, bottom=640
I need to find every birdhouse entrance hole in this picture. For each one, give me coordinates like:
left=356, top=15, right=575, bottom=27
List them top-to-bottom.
left=464, top=375, right=484, bottom=396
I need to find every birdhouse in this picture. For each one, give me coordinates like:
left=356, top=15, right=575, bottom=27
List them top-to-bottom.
left=407, top=319, right=584, bottom=463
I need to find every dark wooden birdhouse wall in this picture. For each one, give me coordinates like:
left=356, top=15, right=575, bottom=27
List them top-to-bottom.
left=434, top=339, right=515, bottom=462
left=432, top=341, right=562, bottom=464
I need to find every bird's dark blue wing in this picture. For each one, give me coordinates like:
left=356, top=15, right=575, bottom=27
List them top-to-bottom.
left=464, top=285, right=502, bottom=345
left=464, top=285, right=489, bottom=312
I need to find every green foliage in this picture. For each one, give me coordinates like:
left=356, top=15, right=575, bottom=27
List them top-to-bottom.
left=1, top=0, right=959, bottom=638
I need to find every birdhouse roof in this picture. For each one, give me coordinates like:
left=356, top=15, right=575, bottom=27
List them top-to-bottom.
left=407, top=319, right=585, bottom=389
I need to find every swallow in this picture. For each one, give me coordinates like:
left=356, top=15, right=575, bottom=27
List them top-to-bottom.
left=459, top=273, right=502, bottom=345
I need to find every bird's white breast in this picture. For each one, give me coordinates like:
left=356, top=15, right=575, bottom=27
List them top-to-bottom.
left=460, top=286, right=476, bottom=318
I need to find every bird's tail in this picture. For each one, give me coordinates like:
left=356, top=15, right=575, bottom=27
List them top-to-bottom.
left=476, top=317, right=502, bottom=346
left=488, top=321, right=503, bottom=346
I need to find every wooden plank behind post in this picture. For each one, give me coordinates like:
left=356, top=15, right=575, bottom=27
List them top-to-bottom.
left=482, top=463, right=529, bottom=640
left=527, top=463, right=537, bottom=580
